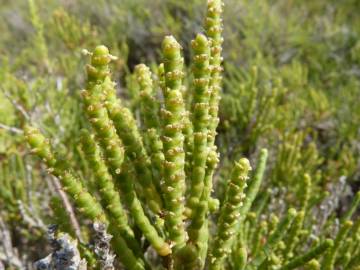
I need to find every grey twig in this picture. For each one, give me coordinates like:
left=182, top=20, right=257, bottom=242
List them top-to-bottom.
left=0, top=87, right=31, bottom=121
left=0, top=123, right=23, bottom=134
left=51, top=176, right=84, bottom=243
left=17, top=200, right=47, bottom=231
left=0, top=216, right=25, bottom=269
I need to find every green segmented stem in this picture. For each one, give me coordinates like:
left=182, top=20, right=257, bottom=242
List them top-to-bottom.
left=28, top=0, right=49, bottom=67
left=201, top=0, right=224, bottom=231
left=205, top=0, right=223, bottom=150
left=186, top=34, right=211, bottom=216
left=186, top=34, right=217, bottom=265
left=161, top=35, right=187, bottom=248
left=85, top=45, right=163, bottom=214
left=86, top=45, right=112, bottom=87
left=83, top=46, right=125, bottom=178
left=84, top=46, right=148, bottom=268
left=85, top=46, right=169, bottom=257
left=158, top=63, right=166, bottom=96
left=135, top=64, right=161, bottom=131
left=135, top=64, right=165, bottom=184
left=103, top=76, right=163, bottom=214
left=183, top=109, right=194, bottom=180
left=25, top=126, right=105, bottom=222
left=25, top=127, right=145, bottom=270
left=146, top=128, right=165, bottom=188
left=80, top=130, right=141, bottom=255
left=233, top=149, right=268, bottom=251
left=239, top=149, right=268, bottom=219
left=192, top=150, right=219, bottom=265
left=209, top=158, right=251, bottom=270
left=114, top=159, right=171, bottom=257
left=299, top=174, right=311, bottom=212
left=341, top=191, right=360, bottom=223
left=50, top=196, right=75, bottom=238
left=208, top=197, right=220, bottom=212
left=187, top=199, right=207, bottom=244
left=185, top=201, right=208, bottom=268
left=251, top=208, right=297, bottom=268
left=285, top=211, right=305, bottom=259
left=268, top=214, right=280, bottom=234
left=352, top=219, right=360, bottom=249
left=323, top=220, right=353, bottom=270
left=251, top=221, right=267, bottom=258
left=107, top=223, right=146, bottom=270
left=336, top=238, right=353, bottom=267
left=278, top=239, right=333, bottom=270
left=78, top=244, right=98, bottom=268
left=174, top=244, right=201, bottom=270
left=232, top=247, right=247, bottom=270
left=346, top=249, right=360, bottom=269
left=342, top=252, right=351, bottom=268
left=258, top=253, right=282, bottom=270
left=305, top=259, right=320, bottom=270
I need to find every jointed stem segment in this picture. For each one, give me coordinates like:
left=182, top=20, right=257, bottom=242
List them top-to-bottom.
left=161, top=35, right=188, bottom=249
left=209, top=158, right=251, bottom=270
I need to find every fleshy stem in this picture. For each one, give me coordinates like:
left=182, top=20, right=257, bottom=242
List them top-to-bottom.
left=28, top=0, right=49, bottom=69
left=204, top=0, right=224, bottom=183
left=205, top=0, right=224, bottom=137
left=196, top=3, right=224, bottom=246
left=183, top=5, right=226, bottom=254
left=181, top=34, right=213, bottom=269
left=186, top=34, right=211, bottom=216
left=161, top=35, right=187, bottom=248
left=82, top=45, right=125, bottom=180
left=83, top=46, right=160, bottom=268
left=85, top=46, right=169, bottom=257
left=135, top=64, right=164, bottom=194
left=135, top=64, right=161, bottom=131
left=103, top=75, right=163, bottom=214
left=25, top=126, right=105, bottom=222
left=25, top=127, right=146, bottom=270
left=145, top=128, right=165, bottom=192
left=80, top=130, right=142, bottom=256
left=232, top=149, right=268, bottom=254
left=238, top=149, right=268, bottom=219
left=197, top=151, right=219, bottom=263
left=208, top=158, right=251, bottom=270
left=114, top=159, right=172, bottom=257
left=299, top=173, right=311, bottom=212
left=340, top=191, right=360, bottom=223
left=250, top=208, right=298, bottom=268
left=284, top=211, right=305, bottom=260
left=250, top=220, right=267, bottom=258
left=322, top=220, right=353, bottom=270
left=108, top=224, right=147, bottom=270
left=278, top=239, right=334, bottom=270
left=232, top=247, right=247, bottom=270
left=305, top=259, right=320, bottom=270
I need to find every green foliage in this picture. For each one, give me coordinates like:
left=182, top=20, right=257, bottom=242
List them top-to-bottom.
left=0, top=0, right=359, bottom=269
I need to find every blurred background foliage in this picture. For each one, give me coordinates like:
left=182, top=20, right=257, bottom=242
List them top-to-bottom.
left=0, top=0, right=359, bottom=267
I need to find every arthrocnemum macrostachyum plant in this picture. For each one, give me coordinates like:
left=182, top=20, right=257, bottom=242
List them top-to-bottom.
left=23, top=1, right=359, bottom=270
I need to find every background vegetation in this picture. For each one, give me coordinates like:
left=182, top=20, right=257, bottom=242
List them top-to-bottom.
left=0, top=0, right=359, bottom=269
